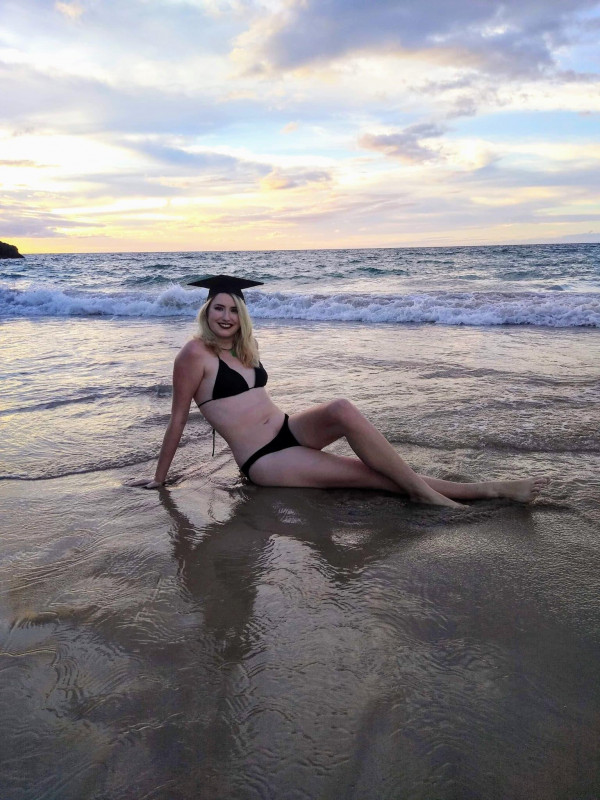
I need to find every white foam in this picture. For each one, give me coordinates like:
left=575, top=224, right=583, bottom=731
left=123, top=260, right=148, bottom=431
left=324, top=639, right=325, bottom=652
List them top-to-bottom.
left=0, top=284, right=203, bottom=318
left=1, top=285, right=599, bottom=328
left=248, top=290, right=600, bottom=328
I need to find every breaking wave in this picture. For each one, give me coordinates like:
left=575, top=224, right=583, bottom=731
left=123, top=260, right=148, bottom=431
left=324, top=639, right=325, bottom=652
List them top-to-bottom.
left=1, top=284, right=599, bottom=328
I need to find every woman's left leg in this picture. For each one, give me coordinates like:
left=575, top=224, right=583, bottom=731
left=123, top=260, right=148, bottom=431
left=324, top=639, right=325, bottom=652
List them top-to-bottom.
left=289, top=400, right=546, bottom=503
left=417, top=475, right=547, bottom=502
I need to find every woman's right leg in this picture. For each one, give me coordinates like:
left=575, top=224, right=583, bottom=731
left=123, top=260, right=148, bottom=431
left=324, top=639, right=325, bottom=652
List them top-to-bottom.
left=286, top=400, right=546, bottom=505
left=288, top=400, right=463, bottom=507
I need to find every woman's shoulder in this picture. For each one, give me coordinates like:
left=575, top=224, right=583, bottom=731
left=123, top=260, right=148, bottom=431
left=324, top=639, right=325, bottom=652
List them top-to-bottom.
left=176, top=337, right=214, bottom=367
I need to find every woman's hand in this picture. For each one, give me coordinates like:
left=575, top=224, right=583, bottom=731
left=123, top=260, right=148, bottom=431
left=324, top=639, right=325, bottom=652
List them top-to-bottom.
left=124, top=478, right=164, bottom=490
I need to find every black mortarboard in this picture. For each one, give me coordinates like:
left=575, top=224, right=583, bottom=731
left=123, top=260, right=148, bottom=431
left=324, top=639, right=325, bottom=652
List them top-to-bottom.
left=186, top=274, right=263, bottom=303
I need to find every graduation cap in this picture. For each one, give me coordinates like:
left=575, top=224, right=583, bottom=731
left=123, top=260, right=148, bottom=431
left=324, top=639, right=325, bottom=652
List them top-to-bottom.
left=186, top=274, right=263, bottom=303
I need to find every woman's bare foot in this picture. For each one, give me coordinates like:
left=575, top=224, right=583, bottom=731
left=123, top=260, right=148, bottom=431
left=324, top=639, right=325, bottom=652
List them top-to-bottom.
left=494, top=476, right=548, bottom=503
left=124, top=477, right=165, bottom=489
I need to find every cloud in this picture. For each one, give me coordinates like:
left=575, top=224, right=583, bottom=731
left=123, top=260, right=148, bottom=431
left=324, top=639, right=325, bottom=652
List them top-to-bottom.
left=5, top=0, right=235, bottom=63
left=234, top=0, right=599, bottom=78
left=54, top=1, right=83, bottom=20
left=0, top=61, right=238, bottom=136
left=358, top=123, right=447, bottom=163
left=16, top=138, right=289, bottom=202
left=115, top=140, right=277, bottom=196
left=128, top=141, right=265, bottom=174
left=131, top=144, right=333, bottom=194
left=0, top=159, right=49, bottom=167
left=457, top=159, right=600, bottom=191
left=260, top=166, right=332, bottom=190
left=58, top=173, right=184, bottom=199
left=204, top=191, right=415, bottom=232
left=0, top=201, right=97, bottom=238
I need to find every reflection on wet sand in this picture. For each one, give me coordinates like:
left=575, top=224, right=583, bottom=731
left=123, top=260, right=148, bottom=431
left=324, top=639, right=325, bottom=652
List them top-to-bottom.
left=1, top=475, right=599, bottom=800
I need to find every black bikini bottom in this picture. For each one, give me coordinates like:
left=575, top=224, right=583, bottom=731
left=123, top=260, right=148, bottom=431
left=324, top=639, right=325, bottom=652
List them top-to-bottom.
left=240, top=414, right=300, bottom=480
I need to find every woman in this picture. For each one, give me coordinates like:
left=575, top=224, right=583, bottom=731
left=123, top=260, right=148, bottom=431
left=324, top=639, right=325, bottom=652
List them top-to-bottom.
left=131, top=275, right=546, bottom=507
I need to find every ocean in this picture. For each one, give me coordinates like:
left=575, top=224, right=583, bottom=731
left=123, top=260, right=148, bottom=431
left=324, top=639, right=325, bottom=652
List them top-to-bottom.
left=1, top=244, right=599, bottom=799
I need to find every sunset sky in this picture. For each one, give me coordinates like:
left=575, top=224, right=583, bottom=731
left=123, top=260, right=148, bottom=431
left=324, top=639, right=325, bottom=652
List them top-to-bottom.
left=1, top=0, right=600, bottom=253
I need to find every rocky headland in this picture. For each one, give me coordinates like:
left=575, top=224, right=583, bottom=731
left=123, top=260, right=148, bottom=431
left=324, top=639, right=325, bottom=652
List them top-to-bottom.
left=0, top=241, right=24, bottom=259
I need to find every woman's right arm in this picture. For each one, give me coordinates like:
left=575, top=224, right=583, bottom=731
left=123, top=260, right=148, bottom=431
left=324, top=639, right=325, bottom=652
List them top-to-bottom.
left=128, top=345, right=204, bottom=489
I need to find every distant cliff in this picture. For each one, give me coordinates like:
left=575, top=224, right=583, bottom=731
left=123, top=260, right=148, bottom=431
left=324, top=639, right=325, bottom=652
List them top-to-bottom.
left=0, top=241, right=24, bottom=259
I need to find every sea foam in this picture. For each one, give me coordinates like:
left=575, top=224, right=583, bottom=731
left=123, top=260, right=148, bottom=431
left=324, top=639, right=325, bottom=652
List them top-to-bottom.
left=1, top=284, right=599, bottom=327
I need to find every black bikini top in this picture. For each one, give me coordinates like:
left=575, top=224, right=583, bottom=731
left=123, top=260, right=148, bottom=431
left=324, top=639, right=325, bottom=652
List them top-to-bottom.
left=198, top=357, right=268, bottom=407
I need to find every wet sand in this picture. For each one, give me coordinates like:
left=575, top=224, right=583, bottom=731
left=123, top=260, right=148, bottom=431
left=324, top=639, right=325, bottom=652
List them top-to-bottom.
left=2, top=300, right=599, bottom=798
left=1, top=465, right=599, bottom=800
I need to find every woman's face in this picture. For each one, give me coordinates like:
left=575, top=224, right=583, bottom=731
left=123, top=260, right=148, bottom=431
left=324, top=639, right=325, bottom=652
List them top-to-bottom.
left=207, top=293, right=241, bottom=340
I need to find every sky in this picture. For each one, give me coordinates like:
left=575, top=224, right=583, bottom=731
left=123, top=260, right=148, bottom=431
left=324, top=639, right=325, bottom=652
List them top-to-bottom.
left=1, top=0, right=600, bottom=253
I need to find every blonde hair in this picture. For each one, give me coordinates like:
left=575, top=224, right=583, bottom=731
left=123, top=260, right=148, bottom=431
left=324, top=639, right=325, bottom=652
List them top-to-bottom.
left=194, top=293, right=259, bottom=367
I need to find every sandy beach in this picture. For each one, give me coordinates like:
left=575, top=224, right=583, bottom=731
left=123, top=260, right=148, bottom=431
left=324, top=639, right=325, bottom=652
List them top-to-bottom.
left=1, top=247, right=600, bottom=798
left=2, top=468, right=599, bottom=799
